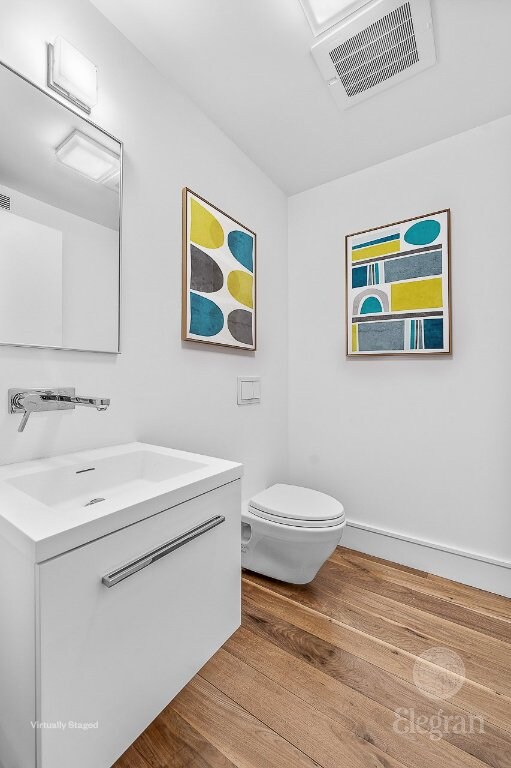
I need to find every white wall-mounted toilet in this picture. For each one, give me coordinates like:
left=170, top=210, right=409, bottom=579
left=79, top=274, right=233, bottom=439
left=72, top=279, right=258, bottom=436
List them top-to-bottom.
left=241, top=484, right=345, bottom=584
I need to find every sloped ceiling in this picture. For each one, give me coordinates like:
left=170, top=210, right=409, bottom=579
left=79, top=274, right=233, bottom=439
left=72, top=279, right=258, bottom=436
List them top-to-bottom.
left=90, top=0, right=511, bottom=194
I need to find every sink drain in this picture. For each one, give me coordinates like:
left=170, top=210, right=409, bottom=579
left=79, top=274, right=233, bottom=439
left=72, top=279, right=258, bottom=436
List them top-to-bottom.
left=84, top=497, right=105, bottom=507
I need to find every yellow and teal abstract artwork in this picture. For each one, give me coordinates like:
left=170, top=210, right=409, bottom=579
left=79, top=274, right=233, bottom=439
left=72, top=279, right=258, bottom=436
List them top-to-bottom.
left=182, top=189, right=256, bottom=350
left=346, top=210, right=451, bottom=356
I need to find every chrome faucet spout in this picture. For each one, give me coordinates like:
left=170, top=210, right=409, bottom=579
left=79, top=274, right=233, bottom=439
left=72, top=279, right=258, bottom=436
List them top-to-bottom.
left=9, top=388, right=111, bottom=432
left=44, top=394, right=110, bottom=411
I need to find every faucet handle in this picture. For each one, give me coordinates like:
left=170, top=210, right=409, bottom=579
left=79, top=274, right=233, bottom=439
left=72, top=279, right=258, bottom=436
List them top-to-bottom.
left=15, top=393, right=46, bottom=433
left=18, top=411, right=31, bottom=433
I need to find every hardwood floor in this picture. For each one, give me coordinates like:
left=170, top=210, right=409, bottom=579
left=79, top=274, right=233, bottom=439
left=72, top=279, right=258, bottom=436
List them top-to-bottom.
left=113, top=547, right=511, bottom=768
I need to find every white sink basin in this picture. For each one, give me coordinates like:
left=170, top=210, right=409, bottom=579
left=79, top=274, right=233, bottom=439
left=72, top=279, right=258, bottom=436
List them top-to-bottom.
left=0, top=442, right=242, bottom=562
left=8, top=450, right=206, bottom=512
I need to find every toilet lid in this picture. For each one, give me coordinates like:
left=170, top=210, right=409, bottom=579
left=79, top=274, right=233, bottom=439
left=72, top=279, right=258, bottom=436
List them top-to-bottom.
left=248, top=484, right=345, bottom=528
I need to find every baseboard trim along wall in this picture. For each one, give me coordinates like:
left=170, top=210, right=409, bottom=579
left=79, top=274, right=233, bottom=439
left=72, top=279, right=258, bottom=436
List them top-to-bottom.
left=342, top=520, right=511, bottom=599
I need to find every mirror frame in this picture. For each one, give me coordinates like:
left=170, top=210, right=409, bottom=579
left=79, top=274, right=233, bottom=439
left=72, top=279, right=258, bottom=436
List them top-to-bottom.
left=0, top=59, right=123, bottom=354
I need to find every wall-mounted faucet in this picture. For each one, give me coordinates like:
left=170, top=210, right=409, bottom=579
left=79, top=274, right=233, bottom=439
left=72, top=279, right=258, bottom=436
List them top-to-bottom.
left=9, top=388, right=110, bottom=432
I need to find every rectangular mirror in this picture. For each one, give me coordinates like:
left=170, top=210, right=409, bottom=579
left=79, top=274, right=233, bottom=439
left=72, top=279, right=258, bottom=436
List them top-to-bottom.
left=0, top=61, right=122, bottom=353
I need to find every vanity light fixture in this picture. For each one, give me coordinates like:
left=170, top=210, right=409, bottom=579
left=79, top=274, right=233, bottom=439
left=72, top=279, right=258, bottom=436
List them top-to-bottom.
left=298, top=0, right=371, bottom=35
left=47, top=36, right=98, bottom=114
left=55, top=130, right=119, bottom=183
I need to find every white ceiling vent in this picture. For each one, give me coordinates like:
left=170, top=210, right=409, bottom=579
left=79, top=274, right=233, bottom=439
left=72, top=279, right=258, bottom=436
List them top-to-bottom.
left=311, top=0, right=436, bottom=108
left=0, top=193, right=10, bottom=211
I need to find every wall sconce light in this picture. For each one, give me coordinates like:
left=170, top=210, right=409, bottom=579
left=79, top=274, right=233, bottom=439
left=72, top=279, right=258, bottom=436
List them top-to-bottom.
left=47, top=36, right=98, bottom=114
left=55, top=130, right=119, bottom=183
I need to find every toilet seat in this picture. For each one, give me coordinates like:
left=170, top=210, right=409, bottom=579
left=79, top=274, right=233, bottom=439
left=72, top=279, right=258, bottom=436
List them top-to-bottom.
left=248, top=484, right=345, bottom=529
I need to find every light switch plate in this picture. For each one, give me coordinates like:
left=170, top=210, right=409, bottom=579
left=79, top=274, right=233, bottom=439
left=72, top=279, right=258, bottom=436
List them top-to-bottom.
left=237, top=377, right=261, bottom=405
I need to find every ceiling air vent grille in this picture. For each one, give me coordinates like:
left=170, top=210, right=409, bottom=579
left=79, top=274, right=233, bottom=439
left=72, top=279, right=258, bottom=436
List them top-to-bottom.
left=311, top=0, right=436, bottom=108
left=330, top=3, right=418, bottom=97
left=0, top=193, right=10, bottom=211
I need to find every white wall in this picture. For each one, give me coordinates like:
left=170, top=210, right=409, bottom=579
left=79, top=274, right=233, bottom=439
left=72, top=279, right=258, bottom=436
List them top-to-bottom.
left=0, top=0, right=288, bottom=501
left=288, top=115, right=511, bottom=568
left=0, top=183, right=118, bottom=351
left=0, top=207, right=63, bottom=347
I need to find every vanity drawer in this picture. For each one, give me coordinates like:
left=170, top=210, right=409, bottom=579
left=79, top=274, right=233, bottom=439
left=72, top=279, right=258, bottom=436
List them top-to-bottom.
left=36, top=480, right=241, bottom=768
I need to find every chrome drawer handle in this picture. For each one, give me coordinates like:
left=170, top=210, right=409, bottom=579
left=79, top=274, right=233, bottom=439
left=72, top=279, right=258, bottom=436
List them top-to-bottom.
left=102, top=515, right=225, bottom=588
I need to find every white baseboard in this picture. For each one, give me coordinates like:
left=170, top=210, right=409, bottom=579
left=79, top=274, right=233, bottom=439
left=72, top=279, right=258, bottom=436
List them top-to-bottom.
left=342, top=521, right=511, bottom=599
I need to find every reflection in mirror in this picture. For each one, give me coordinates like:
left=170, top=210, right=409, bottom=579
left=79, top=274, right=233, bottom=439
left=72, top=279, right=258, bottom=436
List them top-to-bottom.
left=0, top=61, right=121, bottom=352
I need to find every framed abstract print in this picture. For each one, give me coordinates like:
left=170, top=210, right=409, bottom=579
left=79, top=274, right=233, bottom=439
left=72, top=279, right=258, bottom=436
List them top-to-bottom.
left=182, top=188, right=256, bottom=350
left=346, top=209, right=451, bottom=356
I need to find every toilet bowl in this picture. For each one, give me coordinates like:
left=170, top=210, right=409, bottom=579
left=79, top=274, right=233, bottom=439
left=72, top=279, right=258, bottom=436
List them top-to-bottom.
left=241, top=484, right=345, bottom=584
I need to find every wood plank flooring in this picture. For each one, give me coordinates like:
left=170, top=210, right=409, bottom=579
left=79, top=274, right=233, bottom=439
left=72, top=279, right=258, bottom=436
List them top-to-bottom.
left=113, top=547, right=511, bottom=768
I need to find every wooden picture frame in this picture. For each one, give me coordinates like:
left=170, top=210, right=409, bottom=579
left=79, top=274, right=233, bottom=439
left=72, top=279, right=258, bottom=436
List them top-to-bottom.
left=182, top=188, right=257, bottom=351
left=346, top=209, right=451, bottom=357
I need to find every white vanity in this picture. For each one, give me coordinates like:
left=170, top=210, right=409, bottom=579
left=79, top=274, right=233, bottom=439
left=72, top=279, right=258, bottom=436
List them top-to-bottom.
left=0, top=442, right=242, bottom=768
